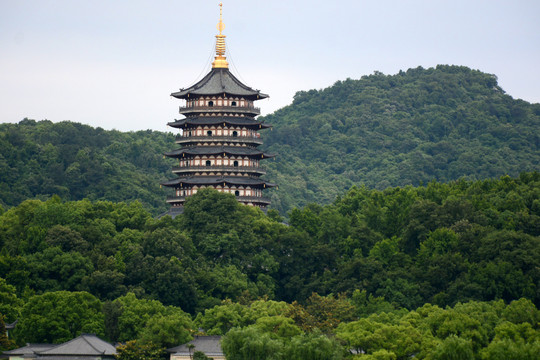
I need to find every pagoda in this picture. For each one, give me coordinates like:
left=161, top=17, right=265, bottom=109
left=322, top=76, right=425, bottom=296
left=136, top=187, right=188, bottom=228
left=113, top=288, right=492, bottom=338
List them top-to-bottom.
left=161, top=4, right=275, bottom=215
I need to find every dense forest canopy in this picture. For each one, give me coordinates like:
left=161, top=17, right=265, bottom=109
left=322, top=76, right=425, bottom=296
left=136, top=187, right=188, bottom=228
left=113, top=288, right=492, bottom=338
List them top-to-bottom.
left=0, top=65, right=538, bottom=215
left=1, top=65, right=539, bottom=358
left=262, top=65, right=540, bottom=213
left=0, top=120, right=175, bottom=215
left=0, top=173, right=539, bottom=357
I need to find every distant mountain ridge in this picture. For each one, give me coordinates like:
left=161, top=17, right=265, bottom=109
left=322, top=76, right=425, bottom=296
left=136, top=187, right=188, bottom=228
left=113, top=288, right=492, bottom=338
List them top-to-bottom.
left=0, top=65, right=538, bottom=214
left=261, top=65, right=540, bottom=214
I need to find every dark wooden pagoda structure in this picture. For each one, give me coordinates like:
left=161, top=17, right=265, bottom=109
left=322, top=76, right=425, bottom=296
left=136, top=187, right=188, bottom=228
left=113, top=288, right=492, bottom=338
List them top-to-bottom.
left=162, top=4, right=275, bottom=215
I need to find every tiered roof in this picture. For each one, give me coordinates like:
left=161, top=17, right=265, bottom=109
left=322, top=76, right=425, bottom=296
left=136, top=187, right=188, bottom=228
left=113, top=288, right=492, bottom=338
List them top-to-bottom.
left=161, top=3, right=275, bottom=211
left=171, top=68, right=268, bottom=100
left=168, top=116, right=271, bottom=129
left=164, top=146, right=274, bottom=158
left=162, top=176, right=275, bottom=188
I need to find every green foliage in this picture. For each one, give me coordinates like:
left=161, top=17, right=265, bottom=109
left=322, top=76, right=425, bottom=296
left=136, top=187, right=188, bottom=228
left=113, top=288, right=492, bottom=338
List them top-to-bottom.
left=261, top=65, right=540, bottom=214
left=2, top=66, right=539, bottom=217
left=0, top=120, right=174, bottom=215
left=1, top=174, right=539, bottom=350
left=0, top=278, right=22, bottom=323
left=14, top=291, right=104, bottom=343
left=111, top=293, right=193, bottom=344
left=285, top=293, right=356, bottom=333
left=195, top=299, right=291, bottom=335
left=336, top=299, right=540, bottom=359
left=138, top=312, right=193, bottom=349
left=0, top=314, right=16, bottom=351
left=222, top=326, right=345, bottom=360
left=222, top=327, right=284, bottom=360
left=283, top=331, right=345, bottom=359
left=431, top=335, right=474, bottom=360
left=479, top=338, right=540, bottom=360
left=115, top=340, right=166, bottom=360
left=193, top=351, right=212, bottom=360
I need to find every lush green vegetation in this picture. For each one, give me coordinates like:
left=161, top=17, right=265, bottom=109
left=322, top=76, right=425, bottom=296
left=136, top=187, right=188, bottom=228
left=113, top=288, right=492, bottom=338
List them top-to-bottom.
left=1, top=65, right=539, bottom=357
left=262, top=65, right=540, bottom=213
left=1, top=66, right=538, bottom=215
left=0, top=119, right=174, bottom=215
left=0, top=173, right=538, bottom=357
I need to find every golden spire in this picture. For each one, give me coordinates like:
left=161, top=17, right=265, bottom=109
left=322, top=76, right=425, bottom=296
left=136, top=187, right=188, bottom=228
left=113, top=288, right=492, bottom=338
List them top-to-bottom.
left=212, top=3, right=228, bottom=68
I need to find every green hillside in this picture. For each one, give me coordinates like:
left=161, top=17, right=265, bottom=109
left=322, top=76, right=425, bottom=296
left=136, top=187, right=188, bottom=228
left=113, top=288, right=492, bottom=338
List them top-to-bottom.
left=0, top=65, right=538, bottom=215
left=262, top=65, right=540, bottom=214
left=0, top=120, right=174, bottom=215
left=1, top=174, right=538, bottom=355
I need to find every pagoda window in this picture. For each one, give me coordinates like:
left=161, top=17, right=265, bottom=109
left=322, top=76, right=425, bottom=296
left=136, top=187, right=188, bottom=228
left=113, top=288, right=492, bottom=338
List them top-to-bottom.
left=208, top=101, right=214, bottom=107
left=231, top=101, right=237, bottom=106
left=207, top=130, right=212, bottom=136
left=232, top=131, right=238, bottom=137
left=206, top=160, right=211, bottom=166
left=233, top=160, right=239, bottom=167
left=235, top=190, right=240, bottom=196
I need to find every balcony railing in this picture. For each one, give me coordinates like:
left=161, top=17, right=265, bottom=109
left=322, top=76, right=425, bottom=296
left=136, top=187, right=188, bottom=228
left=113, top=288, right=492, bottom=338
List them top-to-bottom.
left=179, top=105, right=260, bottom=115
left=175, top=135, right=263, bottom=145
left=172, top=165, right=266, bottom=175
left=167, top=195, right=270, bottom=205
left=166, top=196, right=185, bottom=203
left=237, top=196, right=271, bottom=205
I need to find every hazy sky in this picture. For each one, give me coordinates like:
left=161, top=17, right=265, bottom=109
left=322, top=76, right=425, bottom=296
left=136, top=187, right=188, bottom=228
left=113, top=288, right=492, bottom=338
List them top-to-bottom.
left=1, top=0, right=539, bottom=132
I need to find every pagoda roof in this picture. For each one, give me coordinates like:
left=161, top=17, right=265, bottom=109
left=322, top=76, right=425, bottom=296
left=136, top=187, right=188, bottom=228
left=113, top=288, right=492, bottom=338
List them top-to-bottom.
left=171, top=68, right=268, bottom=100
left=168, top=116, right=271, bottom=129
left=164, top=146, right=275, bottom=158
left=161, top=176, right=276, bottom=188
left=36, top=334, right=116, bottom=357
left=2, top=343, right=56, bottom=357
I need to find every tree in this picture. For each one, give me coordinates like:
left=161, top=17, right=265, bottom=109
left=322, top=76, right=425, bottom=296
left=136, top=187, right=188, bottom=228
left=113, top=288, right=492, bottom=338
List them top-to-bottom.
left=0, top=277, right=22, bottom=323
left=15, top=291, right=104, bottom=343
left=111, top=293, right=193, bottom=343
left=138, top=313, right=193, bottom=348
left=0, top=314, right=16, bottom=351
left=221, top=327, right=284, bottom=360
left=283, top=332, right=346, bottom=359
left=430, top=335, right=474, bottom=360
left=480, top=338, right=540, bottom=360
left=115, top=340, right=166, bottom=360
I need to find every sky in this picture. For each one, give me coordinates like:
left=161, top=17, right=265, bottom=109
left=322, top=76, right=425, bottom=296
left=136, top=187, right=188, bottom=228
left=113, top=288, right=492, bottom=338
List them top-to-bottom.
left=1, top=0, right=539, bottom=132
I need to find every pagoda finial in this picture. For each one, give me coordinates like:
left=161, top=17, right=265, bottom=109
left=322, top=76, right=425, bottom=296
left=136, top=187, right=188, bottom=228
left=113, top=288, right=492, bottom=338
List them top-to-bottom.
left=212, top=3, right=228, bottom=69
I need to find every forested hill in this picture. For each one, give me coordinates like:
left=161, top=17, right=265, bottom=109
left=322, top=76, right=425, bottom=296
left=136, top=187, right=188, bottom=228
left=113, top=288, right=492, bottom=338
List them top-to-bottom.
left=0, top=65, right=539, bottom=215
left=261, top=65, right=540, bottom=214
left=0, top=120, right=175, bottom=215
left=1, top=174, right=539, bottom=356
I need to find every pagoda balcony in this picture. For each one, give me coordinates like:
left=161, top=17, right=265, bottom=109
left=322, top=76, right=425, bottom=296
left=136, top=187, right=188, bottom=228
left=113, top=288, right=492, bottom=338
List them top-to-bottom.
left=179, top=105, right=260, bottom=115
left=175, top=135, right=263, bottom=145
left=172, top=165, right=266, bottom=175
left=167, top=195, right=270, bottom=205
left=166, top=196, right=186, bottom=203
left=237, top=196, right=271, bottom=205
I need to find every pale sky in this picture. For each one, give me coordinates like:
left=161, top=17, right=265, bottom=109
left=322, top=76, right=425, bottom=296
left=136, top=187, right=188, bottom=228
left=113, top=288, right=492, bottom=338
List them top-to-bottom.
left=1, top=0, right=539, bottom=132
